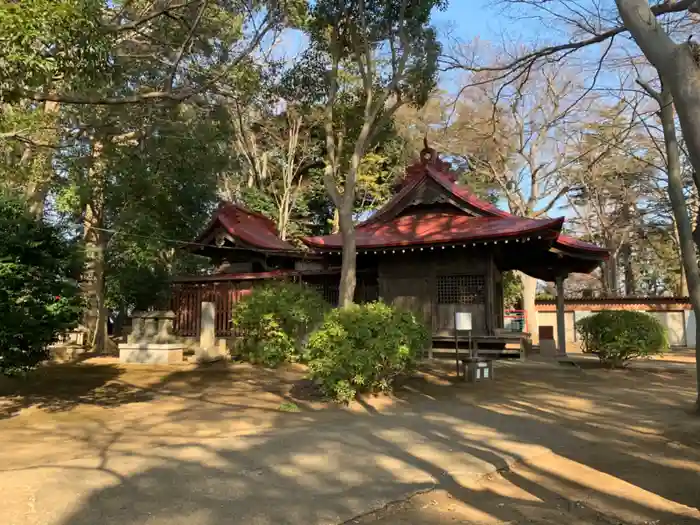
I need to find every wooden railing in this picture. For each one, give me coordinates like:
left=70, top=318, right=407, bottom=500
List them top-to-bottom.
left=171, top=281, right=255, bottom=338
left=171, top=283, right=203, bottom=337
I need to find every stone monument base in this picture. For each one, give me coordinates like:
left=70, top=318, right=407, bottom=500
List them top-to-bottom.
left=195, top=338, right=230, bottom=363
left=538, top=339, right=558, bottom=358
left=119, top=343, right=184, bottom=364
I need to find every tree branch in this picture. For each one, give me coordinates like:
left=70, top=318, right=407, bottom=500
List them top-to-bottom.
left=104, top=0, right=202, bottom=32
left=167, top=0, right=208, bottom=92
left=443, top=0, right=694, bottom=75
left=23, top=13, right=274, bottom=106
left=322, top=22, right=343, bottom=209
left=532, top=185, right=571, bottom=218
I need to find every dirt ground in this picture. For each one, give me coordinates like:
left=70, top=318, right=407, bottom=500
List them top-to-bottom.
left=1, top=350, right=699, bottom=525
left=355, top=350, right=700, bottom=525
left=353, top=449, right=700, bottom=525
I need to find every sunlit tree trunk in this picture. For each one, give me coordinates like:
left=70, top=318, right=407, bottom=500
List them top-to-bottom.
left=616, top=0, right=700, bottom=242
left=644, top=82, right=700, bottom=412
left=16, top=101, right=60, bottom=218
left=82, top=141, right=108, bottom=353
left=338, top=210, right=357, bottom=307
left=673, top=223, right=690, bottom=297
left=621, top=243, right=635, bottom=296
left=520, top=272, right=539, bottom=343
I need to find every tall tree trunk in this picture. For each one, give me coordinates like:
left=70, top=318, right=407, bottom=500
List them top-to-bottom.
left=615, top=0, right=700, bottom=239
left=655, top=85, right=700, bottom=412
left=20, top=101, right=60, bottom=218
left=82, top=141, right=108, bottom=353
left=278, top=194, right=290, bottom=241
left=331, top=208, right=340, bottom=234
left=338, top=210, right=357, bottom=307
left=83, top=213, right=108, bottom=353
left=674, top=222, right=690, bottom=296
left=621, top=242, right=635, bottom=296
left=601, top=254, right=619, bottom=297
left=609, top=259, right=618, bottom=296
left=520, top=272, right=539, bottom=343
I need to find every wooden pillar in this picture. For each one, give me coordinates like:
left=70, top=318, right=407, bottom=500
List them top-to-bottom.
left=486, top=254, right=495, bottom=335
left=555, top=274, right=567, bottom=356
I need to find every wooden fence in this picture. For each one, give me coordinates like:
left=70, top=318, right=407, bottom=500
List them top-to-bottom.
left=171, top=281, right=254, bottom=338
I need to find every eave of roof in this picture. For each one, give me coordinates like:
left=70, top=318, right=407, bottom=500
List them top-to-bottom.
left=304, top=213, right=565, bottom=250
left=554, top=234, right=610, bottom=257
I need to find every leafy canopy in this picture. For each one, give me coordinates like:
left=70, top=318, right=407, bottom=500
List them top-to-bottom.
left=0, top=0, right=110, bottom=101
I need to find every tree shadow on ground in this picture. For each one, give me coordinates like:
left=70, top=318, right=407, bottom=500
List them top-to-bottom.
left=2, top=358, right=700, bottom=525
left=0, top=359, right=329, bottom=423
left=397, top=361, right=700, bottom=511
left=0, top=363, right=154, bottom=419
left=40, top=386, right=700, bottom=525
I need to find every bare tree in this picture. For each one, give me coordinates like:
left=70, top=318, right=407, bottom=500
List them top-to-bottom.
left=444, top=0, right=700, bottom=410
left=439, top=64, right=590, bottom=340
left=637, top=79, right=700, bottom=409
left=563, top=100, right=660, bottom=295
left=222, top=103, right=321, bottom=240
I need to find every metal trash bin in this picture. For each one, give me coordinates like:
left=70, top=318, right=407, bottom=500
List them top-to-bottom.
left=461, top=358, right=494, bottom=382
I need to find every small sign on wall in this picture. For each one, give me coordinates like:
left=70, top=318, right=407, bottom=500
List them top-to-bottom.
left=455, top=311, right=472, bottom=331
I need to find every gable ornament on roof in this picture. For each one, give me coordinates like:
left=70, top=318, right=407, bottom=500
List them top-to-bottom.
left=420, top=136, right=438, bottom=164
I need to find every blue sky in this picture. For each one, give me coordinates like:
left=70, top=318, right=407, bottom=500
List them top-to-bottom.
left=433, top=0, right=521, bottom=43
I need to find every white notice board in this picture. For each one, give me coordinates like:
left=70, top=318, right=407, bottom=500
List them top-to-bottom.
left=455, top=311, right=472, bottom=331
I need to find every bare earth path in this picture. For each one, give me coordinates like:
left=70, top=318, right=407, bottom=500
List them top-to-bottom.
left=0, top=353, right=699, bottom=525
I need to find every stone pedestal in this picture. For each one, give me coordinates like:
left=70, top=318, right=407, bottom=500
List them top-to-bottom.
left=119, top=311, right=184, bottom=365
left=538, top=325, right=558, bottom=357
left=539, top=339, right=558, bottom=357
left=119, top=343, right=184, bottom=364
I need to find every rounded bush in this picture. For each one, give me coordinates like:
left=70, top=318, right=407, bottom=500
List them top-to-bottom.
left=232, top=282, right=328, bottom=367
left=304, top=301, right=430, bottom=403
left=575, top=310, right=668, bottom=367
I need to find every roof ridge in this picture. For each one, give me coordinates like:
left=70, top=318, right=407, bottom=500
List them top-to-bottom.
left=424, top=165, right=511, bottom=218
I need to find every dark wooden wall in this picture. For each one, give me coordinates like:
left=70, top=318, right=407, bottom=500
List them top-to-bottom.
left=171, top=248, right=504, bottom=340
left=377, top=248, right=502, bottom=337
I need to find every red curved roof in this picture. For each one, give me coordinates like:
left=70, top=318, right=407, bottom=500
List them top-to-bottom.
left=304, top=152, right=607, bottom=259
left=350, top=156, right=606, bottom=257
left=194, top=202, right=298, bottom=252
left=305, top=212, right=565, bottom=250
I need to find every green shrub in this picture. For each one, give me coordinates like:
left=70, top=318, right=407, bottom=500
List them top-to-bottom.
left=0, top=192, right=84, bottom=376
left=232, top=282, right=328, bottom=367
left=304, top=301, right=430, bottom=403
left=575, top=310, right=668, bottom=367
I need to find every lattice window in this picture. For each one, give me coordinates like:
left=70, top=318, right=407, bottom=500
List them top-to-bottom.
left=436, top=275, right=486, bottom=304
left=307, top=281, right=339, bottom=307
